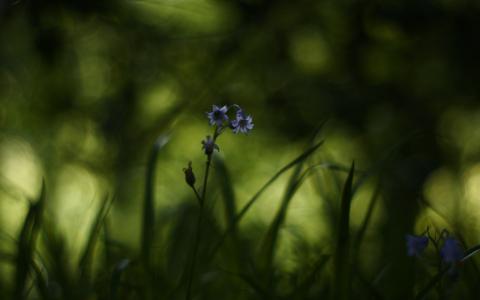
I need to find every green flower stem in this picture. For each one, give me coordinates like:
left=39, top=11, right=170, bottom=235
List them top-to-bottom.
left=186, top=126, right=219, bottom=300
left=200, top=154, right=212, bottom=207
left=190, top=185, right=202, bottom=207
left=185, top=202, right=205, bottom=300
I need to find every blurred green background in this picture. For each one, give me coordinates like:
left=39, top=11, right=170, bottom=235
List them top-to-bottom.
left=1, top=0, right=480, bottom=299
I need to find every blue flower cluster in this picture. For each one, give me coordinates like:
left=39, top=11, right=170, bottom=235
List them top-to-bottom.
left=185, top=104, right=255, bottom=187
left=207, top=104, right=254, bottom=134
left=406, top=231, right=464, bottom=265
left=406, top=234, right=429, bottom=257
left=440, top=237, right=464, bottom=264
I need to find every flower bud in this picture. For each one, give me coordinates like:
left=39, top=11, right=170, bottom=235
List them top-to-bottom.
left=201, top=135, right=219, bottom=155
left=183, top=162, right=196, bottom=187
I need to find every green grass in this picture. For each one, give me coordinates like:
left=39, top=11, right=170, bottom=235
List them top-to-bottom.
left=2, top=133, right=480, bottom=300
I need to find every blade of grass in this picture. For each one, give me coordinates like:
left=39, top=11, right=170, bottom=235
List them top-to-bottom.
left=258, top=122, right=328, bottom=271
left=352, top=130, right=422, bottom=195
left=141, top=135, right=169, bottom=266
left=209, top=140, right=324, bottom=260
left=229, top=140, right=325, bottom=228
left=213, top=155, right=238, bottom=239
left=213, top=155, right=250, bottom=273
left=309, top=158, right=346, bottom=243
left=258, top=159, right=306, bottom=286
left=258, top=162, right=349, bottom=279
left=259, top=162, right=351, bottom=292
left=332, top=162, right=355, bottom=300
left=354, top=180, right=381, bottom=249
left=13, top=181, right=45, bottom=300
left=79, top=195, right=112, bottom=283
left=102, top=216, right=113, bottom=270
left=415, top=244, right=480, bottom=300
left=288, top=254, right=330, bottom=298
left=111, top=259, right=131, bottom=300
left=31, top=260, right=49, bottom=300
left=372, top=263, right=391, bottom=286
left=219, top=268, right=272, bottom=299
left=414, top=268, right=449, bottom=300
left=354, top=270, right=384, bottom=300
left=237, top=273, right=272, bottom=299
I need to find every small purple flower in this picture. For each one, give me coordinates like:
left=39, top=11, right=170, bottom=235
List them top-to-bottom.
left=207, top=105, right=229, bottom=126
left=231, top=110, right=254, bottom=134
left=201, top=135, right=219, bottom=155
left=406, top=234, right=429, bottom=257
left=441, top=237, right=464, bottom=264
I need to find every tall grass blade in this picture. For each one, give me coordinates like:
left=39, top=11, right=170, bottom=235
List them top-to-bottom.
left=352, top=130, right=421, bottom=195
left=141, top=135, right=169, bottom=266
left=209, top=140, right=324, bottom=259
left=213, top=155, right=250, bottom=272
left=213, top=156, right=237, bottom=238
left=258, top=159, right=305, bottom=284
left=332, top=162, right=355, bottom=300
left=257, top=163, right=346, bottom=277
left=13, top=181, right=45, bottom=299
left=354, top=181, right=381, bottom=249
left=79, top=195, right=112, bottom=283
left=41, top=220, right=73, bottom=298
left=415, top=244, right=480, bottom=300
left=289, top=254, right=330, bottom=298
left=111, top=259, right=131, bottom=300
left=31, top=260, right=49, bottom=300
left=221, top=268, right=272, bottom=299
left=414, top=268, right=448, bottom=300
left=355, top=270, right=384, bottom=300
left=237, top=273, right=271, bottom=299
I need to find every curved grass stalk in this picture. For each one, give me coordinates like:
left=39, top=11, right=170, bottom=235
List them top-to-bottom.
left=415, top=244, right=480, bottom=300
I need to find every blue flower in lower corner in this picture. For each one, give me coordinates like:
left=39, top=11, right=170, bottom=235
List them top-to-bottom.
left=406, top=234, right=429, bottom=257
left=441, top=237, right=464, bottom=264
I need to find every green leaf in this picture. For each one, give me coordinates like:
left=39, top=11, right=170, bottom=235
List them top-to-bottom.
left=352, top=130, right=421, bottom=195
left=141, top=135, right=169, bottom=266
left=209, top=140, right=324, bottom=260
left=258, top=154, right=305, bottom=284
left=213, top=155, right=237, bottom=236
left=258, top=162, right=349, bottom=278
left=332, top=162, right=355, bottom=300
left=13, top=181, right=45, bottom=299
left=354, top=181, right=381, bottom=250
left=78, top=194, right=112, bottom=283
left=415, top=243, right=480, bottom=300
left=289, top=255, right=330, bottom=298
left=31, top=259, right=49, bottom=300
left=111, top=259, right=131, bottom=300
left=414, top=268, right=448, bottom=300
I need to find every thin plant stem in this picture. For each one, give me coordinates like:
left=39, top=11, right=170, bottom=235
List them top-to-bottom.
left=185, top=126, right=219, bottom=300
left=200, top=153, right=212, bottom=206
left=190, top=186, right=202, bottom=207
left=185, top=204, right=205, bottom=300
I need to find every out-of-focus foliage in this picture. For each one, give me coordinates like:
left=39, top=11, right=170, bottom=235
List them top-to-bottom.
left=1, top=0, right=480, bottom=299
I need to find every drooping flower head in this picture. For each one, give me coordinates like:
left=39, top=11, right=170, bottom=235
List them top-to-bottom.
left=207, top=105, right=229, bottom=127
left=231, top=108, right=254, bottom=134
left=201, top=135, right=219, bottom=155
left=406, top=234, right=429, bottom=257
left=441, top=237, right=464, bottom=264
